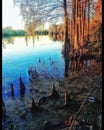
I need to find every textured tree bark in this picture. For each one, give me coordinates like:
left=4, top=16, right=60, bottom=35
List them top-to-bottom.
left=64, top=0, right=70, bottom=77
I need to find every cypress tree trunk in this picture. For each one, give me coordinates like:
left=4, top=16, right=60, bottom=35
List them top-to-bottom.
left=64, top=0, right=70, bottom=77
left=74, top=0, right=78, bottom=49
left=84, top=0, right=87, bottom=43
left=87, top=0, right=90, bottom=42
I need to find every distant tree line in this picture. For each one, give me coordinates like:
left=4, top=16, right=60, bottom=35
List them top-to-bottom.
left=2, top=28, right=49, bottom=37
left=2, top=29, right=25, bottom=37
left=35, top=30, right=49, bottom=35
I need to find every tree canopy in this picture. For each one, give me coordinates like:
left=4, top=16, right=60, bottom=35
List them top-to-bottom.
left=13, top=0, right=65, bottom=27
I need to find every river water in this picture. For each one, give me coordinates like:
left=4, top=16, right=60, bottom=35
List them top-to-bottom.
left=2, top=36, right=64, bottom=99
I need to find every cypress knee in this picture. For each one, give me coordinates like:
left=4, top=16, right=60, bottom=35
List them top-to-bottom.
left=19, top=77, right=26, bottom=97
left=51, top=82, right=59, bottom=98
left=10, top=83, right=14, bottom=97
left=64, top=90, right=70, bottom=106
left=31, top=98, right=38, bottom=113
left=2, top=100, right=6, bottom=121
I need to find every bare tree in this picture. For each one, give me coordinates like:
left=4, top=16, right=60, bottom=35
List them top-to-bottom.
left=13, top=0, right=100, bottom=76
left=14, top=0, right=72, bottom=77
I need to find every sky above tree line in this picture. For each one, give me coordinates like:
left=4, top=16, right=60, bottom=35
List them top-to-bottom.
left=2, top=0, right=24, bottom=29
left=2, top=0, right=50, bottom=30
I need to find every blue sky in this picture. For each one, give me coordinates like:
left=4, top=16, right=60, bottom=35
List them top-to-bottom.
left=2, top=0, right=24, bottom=29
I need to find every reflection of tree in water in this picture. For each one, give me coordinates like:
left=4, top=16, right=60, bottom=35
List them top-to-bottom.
left=24, top=22, right=35, bottom=47
left=2, top=37, right=14, bottom=49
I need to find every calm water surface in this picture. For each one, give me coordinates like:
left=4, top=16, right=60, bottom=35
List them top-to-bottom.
left=2, top=36, right=64, bottom=99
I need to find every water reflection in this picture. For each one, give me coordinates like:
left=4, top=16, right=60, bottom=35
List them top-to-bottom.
left=49, top=32, right=64, bottom=42
left=25, top=35, right=35, bottom=47
left=2, top=36, right=64, bottom=98
left=2, top=37, right=14, bottom=49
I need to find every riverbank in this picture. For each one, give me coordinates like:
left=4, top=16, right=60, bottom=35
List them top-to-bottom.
left=2, top=60, right=102, bottom=130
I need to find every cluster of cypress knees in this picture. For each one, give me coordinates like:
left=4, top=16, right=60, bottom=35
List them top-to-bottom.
left=2, top=81, right=71, bottom=125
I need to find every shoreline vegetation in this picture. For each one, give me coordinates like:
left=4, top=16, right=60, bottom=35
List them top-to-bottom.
left=2, top=29, right=49, bottom=37
left=2, top=58, right=102, bottom=130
